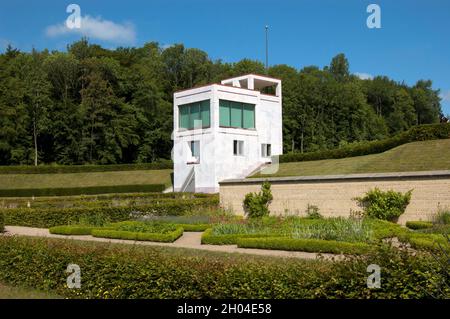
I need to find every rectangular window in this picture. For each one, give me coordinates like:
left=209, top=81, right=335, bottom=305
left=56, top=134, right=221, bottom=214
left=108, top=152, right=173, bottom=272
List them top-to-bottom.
left=219, top=99, right=255, bottom=129
left=179, top=100, right=210, bottom=130
left=219, top=100, right=230, bottom=127
left=189, top=140, right=200, bottom=161
left=233, top=140, right=244, bottom=156
left=261, top=144, right=271, bottom=157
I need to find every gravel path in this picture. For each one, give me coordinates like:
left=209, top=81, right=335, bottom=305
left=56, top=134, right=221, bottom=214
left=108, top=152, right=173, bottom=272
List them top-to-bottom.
left=4, top=226, right=339, bottom=260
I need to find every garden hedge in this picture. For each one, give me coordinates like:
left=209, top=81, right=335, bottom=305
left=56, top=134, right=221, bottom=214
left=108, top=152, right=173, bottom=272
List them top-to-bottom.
left=279, top=123, right=450, bottom=163
left=0, top=161, right=173, bottom=174
left=0, top=184, right=166, bottom=197
left=1, top=197, right=219, bottom=228
left=405, top=221, right=433, bottom=230
left=49, top=225, right=95, bottom=235
left=91, top=227, right=184, bottom=243
left=201, top=228, right=270, bottom=245
left=0, top=236, right=447, bottom=298
left=237, top=237, right=371, bottom=255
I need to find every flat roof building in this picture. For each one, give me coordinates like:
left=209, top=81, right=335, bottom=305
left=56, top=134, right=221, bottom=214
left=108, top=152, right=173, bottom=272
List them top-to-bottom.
left=173, top=74, right=283, bottom=193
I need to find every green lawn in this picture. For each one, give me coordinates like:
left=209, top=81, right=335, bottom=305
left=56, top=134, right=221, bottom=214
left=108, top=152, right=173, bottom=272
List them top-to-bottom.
left=255, top=139, right=450, bottom=177
left=0, top=169, right=173, bottom=189
left=0, top=282, right=61, bottom=299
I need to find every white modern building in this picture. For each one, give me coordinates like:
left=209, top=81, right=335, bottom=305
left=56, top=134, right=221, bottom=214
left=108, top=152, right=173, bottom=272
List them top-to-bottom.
left=172, top=74, right=283, bottom=193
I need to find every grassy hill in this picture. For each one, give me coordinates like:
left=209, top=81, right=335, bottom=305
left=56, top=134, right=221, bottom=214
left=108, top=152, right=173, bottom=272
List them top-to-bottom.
left=254, top=139, right=450, bottom=177
left=0, top=169, right=173, bottom=196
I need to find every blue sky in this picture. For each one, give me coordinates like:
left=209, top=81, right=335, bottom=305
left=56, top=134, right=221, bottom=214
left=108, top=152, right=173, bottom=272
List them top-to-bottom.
left=1, top=0, right=449, bottom=114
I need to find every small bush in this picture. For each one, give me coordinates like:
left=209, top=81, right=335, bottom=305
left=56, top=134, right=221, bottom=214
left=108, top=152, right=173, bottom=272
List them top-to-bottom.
left=243, top=181, right=273, bottom=219
left=356, top=188, right=412, bottom=221
left=305, top=204, right=322, bottom=219
left=434, top=209, right=450, bottom=225
left=406, top=221, right=433, bottom=230
left=237, top=237, right=371, bottom=254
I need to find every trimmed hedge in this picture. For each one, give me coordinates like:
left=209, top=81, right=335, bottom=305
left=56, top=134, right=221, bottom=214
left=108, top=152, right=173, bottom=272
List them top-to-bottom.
left=279, top=123, right=450, bottom=163
left=0, top=161, right=173, bottom=174
left=0, top=184, right=166, bottom=197
left=1, top=197, right=219, bottom=228
left=406, top=221, right=433, bottom=230
left=49, top=225, right=95, bottom=235
left=91, top=227, right=184, bottom=243
left=201, top=228, right=270, bottom=245
left=397, top=231, right=449, bottom=250
left=0, top=236, right=447, bottom=298
left=237, top=237, right=371, bottom=255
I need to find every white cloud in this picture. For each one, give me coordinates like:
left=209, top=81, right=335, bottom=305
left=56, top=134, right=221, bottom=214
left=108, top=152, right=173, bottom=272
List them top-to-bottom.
left=45, top=15, right=136, bottom=45
left=354, top=72, right=374, bottom=80
left=440, top=90, right=450, bottom=102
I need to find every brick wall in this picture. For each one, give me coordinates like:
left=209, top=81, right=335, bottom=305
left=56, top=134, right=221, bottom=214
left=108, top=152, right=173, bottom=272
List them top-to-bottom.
left=219, top=171, right=450, bottom=224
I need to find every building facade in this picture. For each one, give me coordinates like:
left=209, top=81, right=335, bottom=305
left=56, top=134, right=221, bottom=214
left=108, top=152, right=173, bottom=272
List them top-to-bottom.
left=173, top=74, right=283, bottom=193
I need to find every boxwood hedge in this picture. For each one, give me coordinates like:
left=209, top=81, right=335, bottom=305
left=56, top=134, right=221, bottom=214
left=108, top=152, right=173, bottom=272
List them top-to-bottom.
left=279, top=123, right=450, bottom=163
left=0, top=161, right=173, bottom=174
left=0, top=184, right=166, bottom=197
left=1, top=197, right=219, bottom=228
left=405, top=221, right=433, bottom=230
left=49, top=225, right=95, bottom=235
left=91, top=227, right=184, bottom=243
left=201, top=228, right=270, bottom=245
left=0, top=236, right=447, bottom=298
left=237, top=237, right=371, bottom=255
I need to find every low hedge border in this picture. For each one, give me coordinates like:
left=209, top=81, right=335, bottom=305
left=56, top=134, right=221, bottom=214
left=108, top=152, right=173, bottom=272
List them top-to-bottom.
left=278, top=123, right=450, bottom=164
left=0, top=161, right=173, bottom=174
left=0, top=184, right=166, bottom=197
left=1, top=197, right=219, bottom=228
left=406, top=221, right=433, bottom=230
left=49, top=225, right=96, bottom=236
left=91, top=227, right=184, bottom=243
left=201, top=228, right=271, bottom=245
left=397, top=232, right=449, bottom=250
left=237, top=237, right=372, bottom=255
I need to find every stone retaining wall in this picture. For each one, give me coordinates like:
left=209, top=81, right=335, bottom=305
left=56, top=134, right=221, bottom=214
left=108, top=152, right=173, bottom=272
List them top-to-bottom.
left=219, top=171, right=450, bottom=224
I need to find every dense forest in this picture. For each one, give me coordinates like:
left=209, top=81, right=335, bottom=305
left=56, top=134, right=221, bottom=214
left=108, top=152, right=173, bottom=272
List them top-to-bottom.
left=0, top=39, right=444, bottom=165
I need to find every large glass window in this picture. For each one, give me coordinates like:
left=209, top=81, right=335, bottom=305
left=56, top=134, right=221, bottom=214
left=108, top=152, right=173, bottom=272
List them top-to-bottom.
left=219, top=99, right=255, bottom=129
left=179, top=100, right=210, bottom=130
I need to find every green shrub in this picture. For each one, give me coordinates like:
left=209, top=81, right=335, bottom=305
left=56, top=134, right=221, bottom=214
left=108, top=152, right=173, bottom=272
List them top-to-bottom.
left=279, top=123, right=450, bottom=163
left=0, top=161, right=173, bottom=174
left=243, top=181, right=273, bottom=218
left=0, top=184, right=166, bottom=197
left=356, top=188, right=412, bottom=221
left=1, top=197, right=219, bottom=228
left=305, top=204, right=322, bottom=219
left=434, top=209, right=450, bottom=225
left=406, top=221, right=433, bottom=230
left=49, top=225, right=95, bottom=235
left=91, top=226, right=183, bottom=243
left=201, top=228, right=269, bottom=245
left=397, top=232, right=449, bottom=250
left=0, top=236, right=447, bottom=298
left=237, top=237, right=371, bottom=254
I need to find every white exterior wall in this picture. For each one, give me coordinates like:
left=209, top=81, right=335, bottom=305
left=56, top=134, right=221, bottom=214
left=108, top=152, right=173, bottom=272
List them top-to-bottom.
left=173, top=75, right=282, bottom=193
